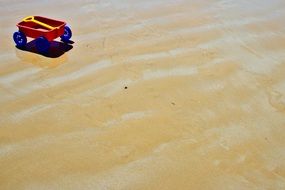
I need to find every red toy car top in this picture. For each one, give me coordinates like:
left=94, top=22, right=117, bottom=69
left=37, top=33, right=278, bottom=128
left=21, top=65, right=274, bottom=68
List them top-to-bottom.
left=13, top=16, right=72, bottom=54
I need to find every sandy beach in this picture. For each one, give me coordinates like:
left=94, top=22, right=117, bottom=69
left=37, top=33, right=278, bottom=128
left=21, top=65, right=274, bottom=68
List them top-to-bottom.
left=1, top=0, right=285, bottom=189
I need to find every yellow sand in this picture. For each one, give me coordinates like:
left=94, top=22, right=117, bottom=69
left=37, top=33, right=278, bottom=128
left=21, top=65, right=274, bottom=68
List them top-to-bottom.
left=1, top=0, right=285, bottom=189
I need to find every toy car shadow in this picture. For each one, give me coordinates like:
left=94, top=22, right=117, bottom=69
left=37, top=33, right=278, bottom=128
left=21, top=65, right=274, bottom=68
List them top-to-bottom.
left=16, top=40, right=74, bottom=58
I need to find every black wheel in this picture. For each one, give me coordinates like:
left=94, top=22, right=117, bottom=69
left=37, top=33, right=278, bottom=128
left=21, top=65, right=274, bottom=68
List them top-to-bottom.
left=60, top=26, right=72, bottom=42
left=13, top=31, right=27, bottom=48
left=36, top=37, right=50, bottom=54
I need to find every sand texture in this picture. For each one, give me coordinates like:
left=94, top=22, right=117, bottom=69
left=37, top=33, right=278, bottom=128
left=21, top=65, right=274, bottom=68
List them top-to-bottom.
left=1, top=0, right=285, bottom=189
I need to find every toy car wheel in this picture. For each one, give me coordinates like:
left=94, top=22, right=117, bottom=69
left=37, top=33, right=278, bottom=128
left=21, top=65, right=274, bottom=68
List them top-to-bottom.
left=60, top=26, right=72, bottom=42
left=13, top=31, right=27, bottom=48
left=36, top=37, right=50, bottom=54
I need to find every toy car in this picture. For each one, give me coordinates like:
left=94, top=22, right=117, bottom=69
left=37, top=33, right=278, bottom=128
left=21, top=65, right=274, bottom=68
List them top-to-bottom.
left=13, top=16, right=72, bottom=53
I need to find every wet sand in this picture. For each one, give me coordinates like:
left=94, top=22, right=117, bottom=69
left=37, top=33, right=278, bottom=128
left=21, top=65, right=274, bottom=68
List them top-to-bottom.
left=1, top=0, right=285, bottom=189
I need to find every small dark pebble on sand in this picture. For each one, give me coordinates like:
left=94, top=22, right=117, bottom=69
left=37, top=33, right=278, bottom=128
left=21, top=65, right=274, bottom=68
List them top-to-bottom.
left=124, top=86, right=128, bottom=89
